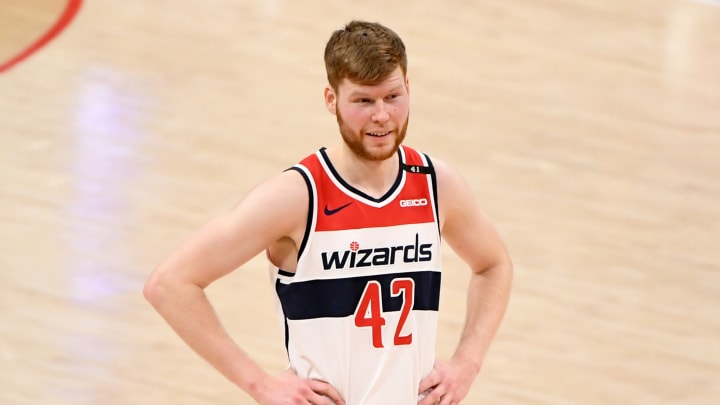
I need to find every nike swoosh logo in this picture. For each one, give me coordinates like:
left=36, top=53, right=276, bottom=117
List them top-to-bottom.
left=324, top=202, right=353, bottom=216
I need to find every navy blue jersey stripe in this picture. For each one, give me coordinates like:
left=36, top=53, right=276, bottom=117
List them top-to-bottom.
left=423, top=153, right=441, bottom=237
left=285, top=166, right=314, bottom=261
left=277, top=269, right=295, bottom=278
left=275, top=271, right=441, bottom=320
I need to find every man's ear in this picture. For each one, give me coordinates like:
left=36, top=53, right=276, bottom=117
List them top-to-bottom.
left=405, top=75, right=410, bottom=96
left=324, top=86, right=337, bottom=115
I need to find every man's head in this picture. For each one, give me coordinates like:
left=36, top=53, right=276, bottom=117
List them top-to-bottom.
left=324, top=20, right=408, bottom=92
left=323, top=21, right=410, bottom=162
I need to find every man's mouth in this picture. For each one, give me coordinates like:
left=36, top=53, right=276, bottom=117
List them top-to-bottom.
left=367, top=130, right=392, bottom=137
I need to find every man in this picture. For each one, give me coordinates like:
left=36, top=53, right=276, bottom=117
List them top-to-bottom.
left=144, top=20, right=513, bottom=405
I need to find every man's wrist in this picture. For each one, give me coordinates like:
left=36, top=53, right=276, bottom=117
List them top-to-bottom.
left=451, top=352, right=483, bottom=376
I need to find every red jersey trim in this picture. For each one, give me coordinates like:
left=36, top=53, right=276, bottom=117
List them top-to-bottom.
left=293, top=145, right=439, bottom=233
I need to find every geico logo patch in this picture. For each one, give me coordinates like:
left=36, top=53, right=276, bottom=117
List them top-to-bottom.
left=399, top=198, right=428, bottom=207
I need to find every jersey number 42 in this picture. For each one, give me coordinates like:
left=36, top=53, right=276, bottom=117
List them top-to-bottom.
left=354, top=278, right=414, bottom=348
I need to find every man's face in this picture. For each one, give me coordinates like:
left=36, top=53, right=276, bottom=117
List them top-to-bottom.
left=327, top=67, right=410, bottom=162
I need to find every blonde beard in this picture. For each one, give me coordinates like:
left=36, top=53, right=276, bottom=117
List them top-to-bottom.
left=336, top=109, right=409, bottom=161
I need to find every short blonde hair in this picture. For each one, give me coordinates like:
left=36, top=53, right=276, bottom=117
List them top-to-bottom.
left=324, top=20, right=407, bottom=92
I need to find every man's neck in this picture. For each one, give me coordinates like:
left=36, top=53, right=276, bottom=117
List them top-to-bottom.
left=326, top=144, right=400, bottom=199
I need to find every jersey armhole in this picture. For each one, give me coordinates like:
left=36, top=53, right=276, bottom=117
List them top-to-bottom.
left=422, top=153, right=441, bottom=238
left=285, top=165, right=315, bottom=262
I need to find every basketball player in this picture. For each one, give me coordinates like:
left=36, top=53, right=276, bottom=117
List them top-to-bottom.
left=144, top=20, right=513, bottom=405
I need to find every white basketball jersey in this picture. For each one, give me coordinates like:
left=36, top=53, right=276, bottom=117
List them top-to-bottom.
left=270, top=145, right=442, bottom=405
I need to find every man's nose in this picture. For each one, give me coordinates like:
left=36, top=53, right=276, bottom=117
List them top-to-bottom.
left=371, top=101, right=389, bottom=123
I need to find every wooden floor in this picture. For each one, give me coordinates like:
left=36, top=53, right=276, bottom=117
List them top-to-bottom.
left=1, top=0, right=719, bottom=403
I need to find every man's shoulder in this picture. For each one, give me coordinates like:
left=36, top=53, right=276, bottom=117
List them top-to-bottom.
left=400, top=144, right=426, bottom=156
left=400, top=146, right=450, bottom=174
left=295, top=147, right=324, bottom=165
left=421, top=154, right=462, bottom=193
left=248, top=168, right=311, bottom=206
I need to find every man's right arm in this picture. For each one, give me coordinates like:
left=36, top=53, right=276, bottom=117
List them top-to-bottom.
left=143, top=169, right=345, bottom=404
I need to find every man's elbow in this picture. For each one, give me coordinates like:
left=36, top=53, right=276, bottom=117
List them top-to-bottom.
left=498, top=257, right=514, bottom=283
left=143, top=269, right=170, bottom=308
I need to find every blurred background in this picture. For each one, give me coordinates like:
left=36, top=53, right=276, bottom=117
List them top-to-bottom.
left=1, top=0, right=719, bottom=403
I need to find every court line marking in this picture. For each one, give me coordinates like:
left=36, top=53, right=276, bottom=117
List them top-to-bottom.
left=0, top=0, right=83, bottom=74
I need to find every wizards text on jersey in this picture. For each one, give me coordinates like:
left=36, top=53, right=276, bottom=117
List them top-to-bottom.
left=321, top=233, right=433, bottom=270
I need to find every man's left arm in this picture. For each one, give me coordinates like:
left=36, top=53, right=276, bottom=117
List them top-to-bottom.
left=418, top=158, right=514, bottom=405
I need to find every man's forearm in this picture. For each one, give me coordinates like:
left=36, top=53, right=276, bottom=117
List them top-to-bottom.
left=452, top=262, right=513, bottom=372
left=144, top=278, right=268, bottom=395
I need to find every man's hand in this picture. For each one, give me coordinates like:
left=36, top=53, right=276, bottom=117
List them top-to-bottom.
left=417, top=358, right=480, bottom=405
left=252, top=369, right=346, bottom=405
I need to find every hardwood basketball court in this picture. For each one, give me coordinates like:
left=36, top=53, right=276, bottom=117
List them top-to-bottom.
left=1, top=0, right=719, bottom=403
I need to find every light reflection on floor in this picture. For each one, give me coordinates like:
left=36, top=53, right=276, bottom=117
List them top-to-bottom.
left=65, top=66, right=149, bottom=304
left=49, top=67, right=153, bottom=401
